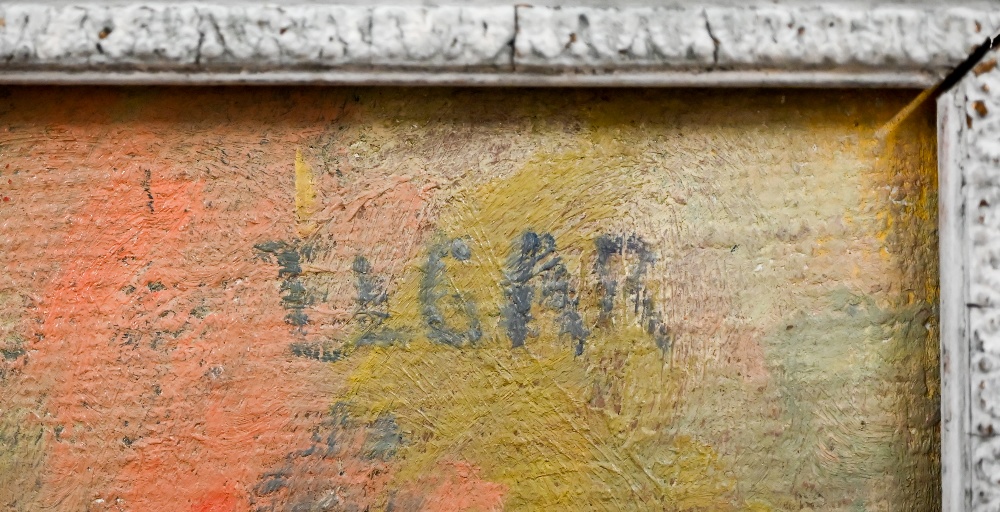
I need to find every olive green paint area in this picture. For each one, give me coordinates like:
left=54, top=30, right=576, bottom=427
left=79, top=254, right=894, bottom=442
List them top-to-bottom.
left=0, top=290, right=44, bottom=510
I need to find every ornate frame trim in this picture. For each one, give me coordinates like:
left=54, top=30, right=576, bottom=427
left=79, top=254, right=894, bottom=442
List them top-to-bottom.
left=0, top=2, right=998, bottom=87
left=4, top=2, right=999, bottom=510
left=940, top=44, right=1000, bottom=511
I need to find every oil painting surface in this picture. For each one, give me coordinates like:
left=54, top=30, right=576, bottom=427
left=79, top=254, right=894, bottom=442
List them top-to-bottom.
left=0, top=88, right=937, bottom=511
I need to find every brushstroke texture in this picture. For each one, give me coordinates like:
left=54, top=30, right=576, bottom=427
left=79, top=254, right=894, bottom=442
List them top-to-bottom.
left=0, top=87, right=937, bottom=511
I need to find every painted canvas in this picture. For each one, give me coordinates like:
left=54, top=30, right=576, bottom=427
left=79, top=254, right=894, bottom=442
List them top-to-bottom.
left=0, top=87, right=938, bottom=511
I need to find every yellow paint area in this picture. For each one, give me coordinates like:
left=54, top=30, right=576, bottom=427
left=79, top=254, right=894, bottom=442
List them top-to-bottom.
left=336, top=140, right=738, bottom=509
left=295, top=148, right=317, bottom=236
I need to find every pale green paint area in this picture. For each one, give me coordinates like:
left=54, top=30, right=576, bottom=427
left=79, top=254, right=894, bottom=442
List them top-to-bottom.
left=647, top=290, right=936, bottom=511
left=761, top=290, right=934, bottom=510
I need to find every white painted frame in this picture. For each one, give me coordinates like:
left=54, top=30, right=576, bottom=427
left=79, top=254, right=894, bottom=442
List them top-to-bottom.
left=4, top=1, right=999, bottom=510
left=1, top=2, right=998, bottom=87
left=940, top=44, right=1000, bottom=511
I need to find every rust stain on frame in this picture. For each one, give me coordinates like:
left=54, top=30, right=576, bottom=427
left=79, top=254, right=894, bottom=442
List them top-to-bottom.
left=0, top=87, right=937, bottom=511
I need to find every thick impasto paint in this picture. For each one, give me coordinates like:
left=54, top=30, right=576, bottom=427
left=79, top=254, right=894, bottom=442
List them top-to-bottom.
left=0, top=87, right=937, bottom=511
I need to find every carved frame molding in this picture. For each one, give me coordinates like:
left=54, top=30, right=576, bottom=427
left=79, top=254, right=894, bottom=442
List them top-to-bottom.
left=4, top=1, right=1000, bottom=511
left=0, top=2, right=998, bottom=87
left=941, top=44, right=1000, bottom=511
